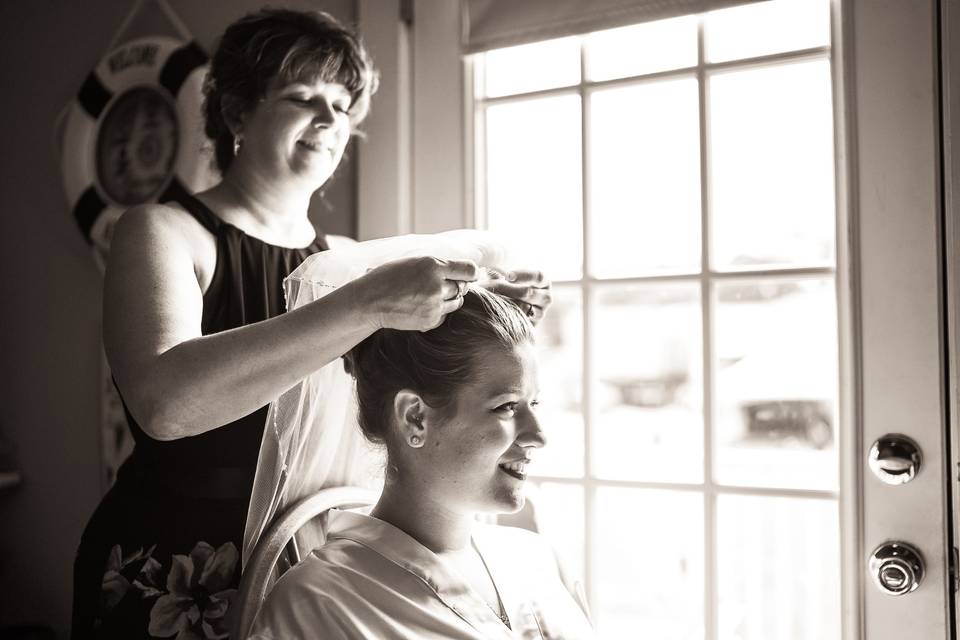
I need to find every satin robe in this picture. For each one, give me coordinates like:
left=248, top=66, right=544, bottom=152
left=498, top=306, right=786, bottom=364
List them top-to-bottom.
left=248, top=510, right=595, bottom=639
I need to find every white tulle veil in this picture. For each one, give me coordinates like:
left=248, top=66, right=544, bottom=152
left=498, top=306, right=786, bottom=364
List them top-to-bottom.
left=241, top=230, right=512, bottom=566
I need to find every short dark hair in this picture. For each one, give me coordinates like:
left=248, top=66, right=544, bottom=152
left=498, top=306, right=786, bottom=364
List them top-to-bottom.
left=202, top=8, right=378, bottom=173
left=346, top=287, right=534, bottom=446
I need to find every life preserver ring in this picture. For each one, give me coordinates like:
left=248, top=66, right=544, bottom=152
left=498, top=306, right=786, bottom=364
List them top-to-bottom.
left=60, top=36, right=215, bottom=268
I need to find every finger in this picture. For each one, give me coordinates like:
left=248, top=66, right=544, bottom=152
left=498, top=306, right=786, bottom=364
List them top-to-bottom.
left=440, top=259, right=480, bottom=282
left=483, top=267, right=507, bottom=281
left=504, top=269, right=548, bottom=287
left=440, top=279, right=469, bottom=301
left=441, top=279, right=460, bottom=301
left=482, top=281, right=520, bottom=298
left=483, top=281, right=550, bottom=306
left=524, top=286, right=551, bottom=309
left=440, top=294, right=466, bottom=315
left=421, top=296, right=465, bottom=331
left=522, top=301, right=547, bottom=326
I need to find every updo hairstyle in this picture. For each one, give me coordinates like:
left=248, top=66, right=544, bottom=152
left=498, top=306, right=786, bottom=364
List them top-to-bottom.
left=202, top=8, right=379, bottom=173
left=346, top=287, right=534, bottom=446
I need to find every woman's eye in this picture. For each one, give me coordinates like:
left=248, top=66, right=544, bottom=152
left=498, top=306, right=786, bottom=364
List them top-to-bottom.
left=334, top=103, right=350, bottom=114
left=530, top=399, right=540, bottom=409
left=495, top=403, right=517, bottom=415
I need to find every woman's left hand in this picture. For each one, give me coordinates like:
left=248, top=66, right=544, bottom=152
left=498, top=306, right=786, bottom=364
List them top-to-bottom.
left=482, top=269, right=552, bottom=325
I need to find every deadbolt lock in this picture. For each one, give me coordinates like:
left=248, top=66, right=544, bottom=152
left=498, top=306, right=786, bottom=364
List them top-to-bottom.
left=868, top=434, right=921, bottom=485
left=869, top=542, right=924, bottom=596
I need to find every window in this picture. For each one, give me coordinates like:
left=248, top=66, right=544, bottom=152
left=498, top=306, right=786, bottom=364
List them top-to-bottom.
left=471, top=0, right=839, bottom=637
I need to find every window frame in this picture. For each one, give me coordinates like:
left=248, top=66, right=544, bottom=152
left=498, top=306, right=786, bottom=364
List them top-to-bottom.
left=466, top=7, right=851, bottom=639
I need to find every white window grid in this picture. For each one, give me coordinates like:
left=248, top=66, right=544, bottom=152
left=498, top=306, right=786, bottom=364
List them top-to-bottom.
left=469, top=18, right=839, bottom=639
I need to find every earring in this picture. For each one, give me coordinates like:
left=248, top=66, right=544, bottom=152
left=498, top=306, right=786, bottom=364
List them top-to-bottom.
left=233, top=135, right=242, bottom=156
left=409, top=435, right=422, bottom=447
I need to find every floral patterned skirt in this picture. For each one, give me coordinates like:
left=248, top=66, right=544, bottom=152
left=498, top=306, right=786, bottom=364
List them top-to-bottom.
left=72, top=461, right=251, bottom=639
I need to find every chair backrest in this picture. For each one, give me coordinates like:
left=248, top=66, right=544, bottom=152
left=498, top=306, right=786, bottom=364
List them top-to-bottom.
left=232, top=486, right=378, bottom=639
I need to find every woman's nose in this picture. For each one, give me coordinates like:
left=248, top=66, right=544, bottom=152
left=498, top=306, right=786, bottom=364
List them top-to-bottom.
left=311, top=101, right=336, bottom=128
left=518, top=409, right=547, bottom=449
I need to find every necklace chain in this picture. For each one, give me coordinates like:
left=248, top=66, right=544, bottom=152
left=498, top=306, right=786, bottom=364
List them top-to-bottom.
left=472, top=540, right=511, bottom=630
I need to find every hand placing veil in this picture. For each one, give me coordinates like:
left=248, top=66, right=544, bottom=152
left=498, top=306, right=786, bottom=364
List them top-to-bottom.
left=343, top=230, right=552, bottom=331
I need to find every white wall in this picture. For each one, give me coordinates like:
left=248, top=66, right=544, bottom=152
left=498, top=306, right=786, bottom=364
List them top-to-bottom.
left=357, top=0, right=467, bottom=238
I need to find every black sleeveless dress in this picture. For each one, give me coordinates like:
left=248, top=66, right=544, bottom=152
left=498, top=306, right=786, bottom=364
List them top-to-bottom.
left=71, top=193, right=327, bottom=639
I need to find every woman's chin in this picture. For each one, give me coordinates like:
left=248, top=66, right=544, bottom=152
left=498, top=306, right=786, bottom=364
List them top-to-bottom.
left=289, top=155, right=337, bottom=185
left=291, top=166, right=334, bottom=191
left=490, top=489, right=526, bottom=515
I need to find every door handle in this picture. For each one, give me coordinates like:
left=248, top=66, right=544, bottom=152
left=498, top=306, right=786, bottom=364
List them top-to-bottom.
left=869, top=542, right=925, bottom=595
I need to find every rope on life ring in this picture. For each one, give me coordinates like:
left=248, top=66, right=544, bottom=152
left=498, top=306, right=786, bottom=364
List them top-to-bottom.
left=60, top=36, right=215, bottom=269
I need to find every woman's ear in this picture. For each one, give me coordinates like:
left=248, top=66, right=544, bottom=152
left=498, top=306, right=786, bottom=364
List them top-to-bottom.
left=220, top=93, right=247, bottom=138
left=393, top=390, right=428, bottom=449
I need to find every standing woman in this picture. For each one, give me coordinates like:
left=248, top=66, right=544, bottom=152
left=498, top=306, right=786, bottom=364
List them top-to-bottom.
left=71, top=8, right=549, bottom=639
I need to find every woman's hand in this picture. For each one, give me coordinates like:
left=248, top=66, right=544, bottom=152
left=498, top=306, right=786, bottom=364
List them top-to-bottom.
left=358, top=256, right=479, bottom=331
left=482, top=269, right=552, bottom=325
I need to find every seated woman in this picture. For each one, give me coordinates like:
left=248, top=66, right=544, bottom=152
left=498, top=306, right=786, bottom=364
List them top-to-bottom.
left=248, top=286, right=594, bottom=639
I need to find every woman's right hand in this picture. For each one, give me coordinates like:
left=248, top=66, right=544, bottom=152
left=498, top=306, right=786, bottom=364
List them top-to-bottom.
left=357, top=256, right=479, bottom=331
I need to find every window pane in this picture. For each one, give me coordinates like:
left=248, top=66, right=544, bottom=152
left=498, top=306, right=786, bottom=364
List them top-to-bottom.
left=704, top=0, right=831, bottom=63
left=585, top=16, right=697, bottom=81
left=481, top=37, right=581, bottom=98
left=709, top=59, right=835, bottom=270
left=589, top=78, right=702, bottom=278
left=485, top=96, right=583, bottom=281
left=713, top=278, right=838, bottom=491
left=593, top=284, right=703, bottom=483
left=530, top=285, right=583, bottom=478
left=531, top=482, right=585, bottom=582
left=595, top=488, right=703, bottom=639
left=717, top=494, right=840, bottom=640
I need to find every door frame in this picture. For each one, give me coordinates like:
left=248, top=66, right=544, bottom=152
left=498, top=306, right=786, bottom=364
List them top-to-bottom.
left=845, top=0, right=953, bottom=638
left=942, top=0, right=960, bottom=633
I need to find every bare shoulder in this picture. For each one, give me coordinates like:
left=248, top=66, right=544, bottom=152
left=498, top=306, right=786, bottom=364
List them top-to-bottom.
left=109, top=202, right=217, bottom=287
left=111, top=202, right=209, bottom=250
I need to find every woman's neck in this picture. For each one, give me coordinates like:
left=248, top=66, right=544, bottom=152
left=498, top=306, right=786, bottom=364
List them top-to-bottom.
left=203, top=168, right=315, bottom=246
left=371, top=482, right=475, bottom=554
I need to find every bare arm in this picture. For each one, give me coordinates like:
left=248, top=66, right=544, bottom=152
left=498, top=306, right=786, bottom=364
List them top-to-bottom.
left=103, top=206, right=476, bottom=441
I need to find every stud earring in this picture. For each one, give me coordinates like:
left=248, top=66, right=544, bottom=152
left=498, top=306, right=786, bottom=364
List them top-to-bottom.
left=233, top=135, right=242, bottom=156
left=409, top=435, right=422, bottom=447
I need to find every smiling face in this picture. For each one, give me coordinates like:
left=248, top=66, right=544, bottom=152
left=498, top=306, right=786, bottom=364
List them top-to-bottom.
left=235, top=76, right=352, bottom=189
left=412, top=340, right=546, bottom=516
